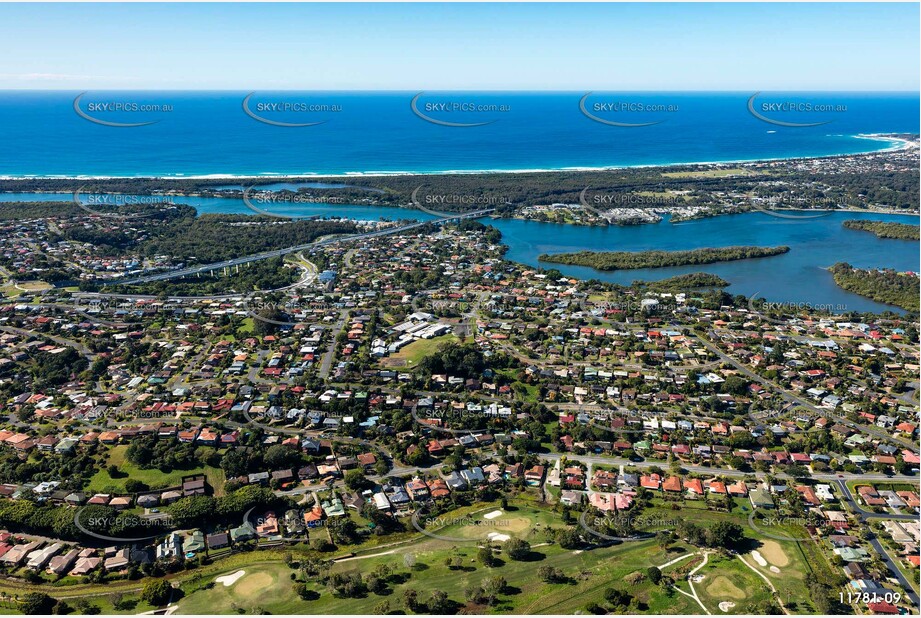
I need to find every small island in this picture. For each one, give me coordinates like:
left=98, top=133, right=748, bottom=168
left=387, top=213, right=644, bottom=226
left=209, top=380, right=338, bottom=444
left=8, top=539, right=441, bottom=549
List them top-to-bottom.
left=843, top=220, right=920, bottom=240
left=538, top=246, right=790, bottom=271
left=829, top=263, right=920, bottom=312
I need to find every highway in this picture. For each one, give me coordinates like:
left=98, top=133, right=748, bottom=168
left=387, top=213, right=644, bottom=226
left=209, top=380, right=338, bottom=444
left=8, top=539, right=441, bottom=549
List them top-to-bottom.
left=111, top=209, right=494, bottom=285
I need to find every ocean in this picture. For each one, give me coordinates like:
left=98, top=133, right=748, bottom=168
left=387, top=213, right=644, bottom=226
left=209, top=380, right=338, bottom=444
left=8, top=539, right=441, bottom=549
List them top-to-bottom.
left=0, top=91, right=917, bottom=177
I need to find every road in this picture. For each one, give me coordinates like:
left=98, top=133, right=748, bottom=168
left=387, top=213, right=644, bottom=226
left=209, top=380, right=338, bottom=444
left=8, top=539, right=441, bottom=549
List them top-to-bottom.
left=111, top=209, right=493, bottom=285
left=318, top=309, right=349, bottom=379
left=0, top=325, right=97, bottom=362
left=693, top=332, right=920, bottom=454
left=540, top=452, right=918, bottom=484
left=836, top=482, right=921, bottom=607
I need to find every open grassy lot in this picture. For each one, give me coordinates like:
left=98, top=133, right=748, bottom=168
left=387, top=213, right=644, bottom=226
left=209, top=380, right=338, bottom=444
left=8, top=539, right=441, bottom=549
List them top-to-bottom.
left=381, top=333, right=457, bottom=367
left=86, top=445, right=226, bottom=493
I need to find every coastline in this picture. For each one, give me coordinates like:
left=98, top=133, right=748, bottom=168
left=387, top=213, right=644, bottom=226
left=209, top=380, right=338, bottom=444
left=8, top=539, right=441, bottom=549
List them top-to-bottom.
left=0, top=134, right=914, bottom=182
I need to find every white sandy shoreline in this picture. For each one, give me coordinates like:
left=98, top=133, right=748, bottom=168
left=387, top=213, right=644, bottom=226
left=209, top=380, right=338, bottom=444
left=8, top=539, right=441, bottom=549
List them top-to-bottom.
left=0, top=134, right=914, bottom=182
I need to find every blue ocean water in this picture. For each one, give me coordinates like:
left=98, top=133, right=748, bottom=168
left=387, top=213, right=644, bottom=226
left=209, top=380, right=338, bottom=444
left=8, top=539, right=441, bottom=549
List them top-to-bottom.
left=0, top=91, right=917, bottom=177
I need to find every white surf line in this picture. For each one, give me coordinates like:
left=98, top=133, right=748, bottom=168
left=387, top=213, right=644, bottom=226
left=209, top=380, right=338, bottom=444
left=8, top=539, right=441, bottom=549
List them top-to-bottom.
left=686, top=552, right=712, bottom=615
left=736, top=554, right=790, bottom=615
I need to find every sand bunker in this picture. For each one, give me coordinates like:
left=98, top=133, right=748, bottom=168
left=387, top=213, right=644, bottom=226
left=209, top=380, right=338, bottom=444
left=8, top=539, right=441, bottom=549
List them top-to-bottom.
left=483, top=510, right=503, bottom=520
left=487, top=532, right=510, bottom=542
left=751, top=551, right=768, bottom=567
left=769, top=566, right=780, bottom=573
left=215, top=570, right=245, bottom=587
left=719, top=602, right=737, bottom=612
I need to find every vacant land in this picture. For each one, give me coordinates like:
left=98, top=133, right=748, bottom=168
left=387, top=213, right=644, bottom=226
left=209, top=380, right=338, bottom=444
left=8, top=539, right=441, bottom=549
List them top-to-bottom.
left=382, top=333, right=457, bottom=367
left=86, top=445, right=226, bottom=493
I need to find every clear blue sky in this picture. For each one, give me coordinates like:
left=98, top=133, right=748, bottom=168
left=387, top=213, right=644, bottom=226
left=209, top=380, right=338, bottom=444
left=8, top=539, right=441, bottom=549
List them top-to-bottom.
left=1, top=3, right=918, bottom=90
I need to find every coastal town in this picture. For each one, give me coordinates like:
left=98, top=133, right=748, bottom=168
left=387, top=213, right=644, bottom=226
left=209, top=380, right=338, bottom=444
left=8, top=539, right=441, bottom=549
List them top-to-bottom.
left=0, top=167, right=917, bottom=617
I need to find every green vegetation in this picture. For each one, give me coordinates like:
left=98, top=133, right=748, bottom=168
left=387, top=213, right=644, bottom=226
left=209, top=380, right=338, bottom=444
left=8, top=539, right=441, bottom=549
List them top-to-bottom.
left=136, top=214, right=357, bottom=264
left=843, top=219, right=920, bottom=240
left=539, top=246, right=790, bottom=271
left=101, top=256, right=299, bottom=296
left=830, top=262, right=920, bottom=312
left=636, top=272, right=730, bottom=290
left=385, top=333, right=458, bottom=367
left=86, top=445, right=225, bottom=494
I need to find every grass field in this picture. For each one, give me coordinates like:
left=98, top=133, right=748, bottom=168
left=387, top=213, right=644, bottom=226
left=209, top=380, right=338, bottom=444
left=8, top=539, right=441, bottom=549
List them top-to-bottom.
left=661, top=168, right=760, bottom=179
left=381, top=333, right=457, bottom=367
left=86, top=445, right=226, bottom=493
left=0, top=496, right=828, bottom=615
left=173, top=498, right=702, bottom=615
left=641, top=499, right=816, bottom=611
left=175, top=539, right=699, bottom=615
left=695, top=554, right=774, bottom=614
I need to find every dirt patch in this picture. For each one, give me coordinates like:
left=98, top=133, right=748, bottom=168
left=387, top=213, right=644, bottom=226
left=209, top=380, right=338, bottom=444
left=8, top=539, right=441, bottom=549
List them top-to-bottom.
left=759, top=540, right=789, bottom=567
left=235, top=572, right=275, bottom=598
left=705, top=575, right=747, bottom=600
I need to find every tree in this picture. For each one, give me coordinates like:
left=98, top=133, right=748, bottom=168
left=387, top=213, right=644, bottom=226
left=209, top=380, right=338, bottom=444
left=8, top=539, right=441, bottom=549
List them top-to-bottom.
left=344, top=469, right=370, bottom=491
left=706, top=521, right=744, bottom=549
left=557, top=527, right=582, bottom=549
left=655, top=530, right=673, bottom=550
left=504, top=537, right=531, bottom=560
left=478, top=545, right=497, bottom=567
left=537, top=565, right=566, bottom=583
left=646, top=566, right=662, bottom=585
left=480, top=576, right=507, bottom=605
left=141, top=578, right=173, bottom=606
left=604, top=588, right=632, bottom=609
left=403, top=589, right=419, bottom=612
left=426, top=590, right=452, bottom=614
left=21, top=593, right=56, bottom=615
left=372, top=600, right=390, bottom=615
